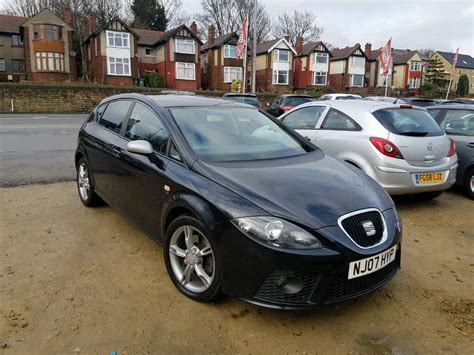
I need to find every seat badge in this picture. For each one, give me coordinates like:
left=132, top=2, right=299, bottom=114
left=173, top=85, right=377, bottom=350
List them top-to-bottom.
left=362, top=221, right=376, bottom=236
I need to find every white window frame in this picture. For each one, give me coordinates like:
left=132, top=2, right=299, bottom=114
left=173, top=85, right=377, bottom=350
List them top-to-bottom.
left=106, top=31, right=130, bottom=48
left=175, top=38, right=195, bottom=54
left=224, top=44, right=237, bottom=58
left=145, top=47, right=155, bottom=57
left=274, top=49, right=290, bottom=62
left=315, top=53, right=328, bottom=64
left=351, top=56, right=365, bottom=68
left=108, top=57, right=131, bottom=76
left=0, top=58, right=5, bottom=72
left=410, top=61, right=421, bottom=71
left=176, top=62, right=195, bottom=80
left=224, top=66, right=242, bottom=83
left=272, top=69, right=289, bottom=85
left=313, top=71, right=327, bottom=85
left=351, top=74, right=364, bottom=87
left=409, top=77, right=420, bottom=89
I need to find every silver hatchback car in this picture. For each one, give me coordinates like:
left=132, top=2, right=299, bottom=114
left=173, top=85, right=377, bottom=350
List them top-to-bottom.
left=279, top=101, right=458, bottom=196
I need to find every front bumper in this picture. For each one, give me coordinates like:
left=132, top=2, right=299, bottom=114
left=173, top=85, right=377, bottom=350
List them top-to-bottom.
left=213, top=209, right=402, bottom=309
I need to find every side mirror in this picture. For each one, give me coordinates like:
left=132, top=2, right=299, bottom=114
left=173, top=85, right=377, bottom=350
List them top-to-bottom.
left=266, top=102, right=270, bottom=107
left=127, top=140, right=153, bottom=155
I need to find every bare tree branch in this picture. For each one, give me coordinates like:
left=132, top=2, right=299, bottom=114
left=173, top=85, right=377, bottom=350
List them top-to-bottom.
left=272, top=10, right=323, bottom=47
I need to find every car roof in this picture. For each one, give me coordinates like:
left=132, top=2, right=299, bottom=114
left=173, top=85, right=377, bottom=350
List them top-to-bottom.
left=223, top=93, right=257, bottom=97
left=428, top=104, right=474, bottom=110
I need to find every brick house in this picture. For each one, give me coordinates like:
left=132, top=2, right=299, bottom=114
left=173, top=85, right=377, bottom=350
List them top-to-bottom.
left=0, top=9, right=76, bottom=82
left=82, top=16, right=139, bottom=86
left=134, top=23, right=202, bottom=90
left=200, top=26, right=243, bottom=91
left=254, top=37, right=296, bottom=93
left=293, top=37, right=332, bottom=89
left=329, top=44, right=368, bottom=92
left=430, top=51, right=474, bottom=95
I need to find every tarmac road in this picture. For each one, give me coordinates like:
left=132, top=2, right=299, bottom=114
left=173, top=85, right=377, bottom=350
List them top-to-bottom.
left=0, top=113, right=87, bottom=187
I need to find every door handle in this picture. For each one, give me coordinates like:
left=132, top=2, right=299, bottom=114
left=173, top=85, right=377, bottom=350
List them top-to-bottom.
left=304, top=136, right=311, bottom=141
left=112, top=146, right=122, bottom=158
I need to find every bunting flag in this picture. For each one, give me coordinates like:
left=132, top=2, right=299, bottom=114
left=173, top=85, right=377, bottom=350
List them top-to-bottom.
left=236, top=17, right=247, bottom=60
left=379, top=38, right=392, bottom=76
left=450, top=47, right=459, bottom=80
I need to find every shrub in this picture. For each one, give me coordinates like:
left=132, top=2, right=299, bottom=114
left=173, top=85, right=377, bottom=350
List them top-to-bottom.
left=145, top=72, right=164, bottom=88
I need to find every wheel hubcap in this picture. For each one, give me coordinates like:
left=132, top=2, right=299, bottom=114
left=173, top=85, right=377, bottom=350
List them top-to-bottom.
left=78, top=162, right=90, bottom=201
left=470, top=175, right=473, bottom=193
left=169, top=225, right=215, bottom=293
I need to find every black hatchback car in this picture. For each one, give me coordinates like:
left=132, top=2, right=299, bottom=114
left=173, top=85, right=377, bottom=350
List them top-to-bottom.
left=75, top=94, right=402, bottom=309
left=266, top=94, right=314, bottom=117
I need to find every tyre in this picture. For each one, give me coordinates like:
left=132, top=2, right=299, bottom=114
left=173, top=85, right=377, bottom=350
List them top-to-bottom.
left=76, top=158, right=103, bottom=207
left=464, top=168, right=474, bottom=200
left=417, top=191, right=443, bottom=200
left=164, top=215, right=222, bottom=302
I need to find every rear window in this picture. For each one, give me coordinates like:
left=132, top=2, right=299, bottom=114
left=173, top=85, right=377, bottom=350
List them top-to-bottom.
left=335, top=96, right=361, bottom=100
left=282, top=97, right=313, bottom=107
left=372, top=108, right=444, bottom=137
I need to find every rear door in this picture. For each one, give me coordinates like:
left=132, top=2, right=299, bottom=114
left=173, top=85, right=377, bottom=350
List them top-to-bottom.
left=280, top=105, right=327, bottom=142
left=372, top=107, right=448, bottom=167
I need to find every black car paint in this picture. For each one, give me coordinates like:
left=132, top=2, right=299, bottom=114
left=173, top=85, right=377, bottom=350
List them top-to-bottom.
left=76, top=93, right=401, bottom=308
left=266, top=95, right=314, bottom=117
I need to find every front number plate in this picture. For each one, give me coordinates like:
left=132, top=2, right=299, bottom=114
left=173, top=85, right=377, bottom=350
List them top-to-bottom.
left=415, top=172, right=443, bottom=185
left=348, top=245, right=397, bottom=280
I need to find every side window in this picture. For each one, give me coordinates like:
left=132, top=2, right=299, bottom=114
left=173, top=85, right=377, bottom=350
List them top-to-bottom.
left=319, top=95, right=329, bottom=101
left=99, top=100, right=131, bottom=133
left=125, top=102, right=170, bottom=154
left=95, top=103, right=107, bottom=122
left=283, top=106, right=325, bottom=130
left=321, top=108, right=361, bottom=131
left=441, top=110, right=474, bottom=136
left=169, top=141, right=182, bottom=162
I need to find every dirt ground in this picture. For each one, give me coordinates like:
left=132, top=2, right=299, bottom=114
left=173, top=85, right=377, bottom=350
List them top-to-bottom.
left=0, top=182, right=473, bottom=354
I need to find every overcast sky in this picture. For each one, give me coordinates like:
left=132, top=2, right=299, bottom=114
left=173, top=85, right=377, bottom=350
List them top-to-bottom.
left=186, top=0, right=474, bottom=56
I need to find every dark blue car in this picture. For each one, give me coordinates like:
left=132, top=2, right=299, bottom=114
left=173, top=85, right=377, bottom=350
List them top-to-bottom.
left=75, top=94, right=402, bottom=309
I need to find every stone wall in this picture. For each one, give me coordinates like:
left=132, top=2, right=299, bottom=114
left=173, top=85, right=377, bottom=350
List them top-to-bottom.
left=0, top=83, right=279, bottom=113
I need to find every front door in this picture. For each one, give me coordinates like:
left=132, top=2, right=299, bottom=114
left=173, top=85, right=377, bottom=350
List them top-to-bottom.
left=281, top=105, right=327, bottom=143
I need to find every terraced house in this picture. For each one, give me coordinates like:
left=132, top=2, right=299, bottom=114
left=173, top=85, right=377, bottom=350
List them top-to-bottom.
left=0, top=9, right=76, bottom=82
left=134, top=22, right=202, bottom=90
left=200, top=26, right=243, bottom=91
left=293, top=37, right=332, bottom=89
left=329, top=44, right=368, bottom=92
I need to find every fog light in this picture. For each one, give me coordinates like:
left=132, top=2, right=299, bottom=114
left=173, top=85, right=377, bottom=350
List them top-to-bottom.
left=275, top=276, right=304, bottom=295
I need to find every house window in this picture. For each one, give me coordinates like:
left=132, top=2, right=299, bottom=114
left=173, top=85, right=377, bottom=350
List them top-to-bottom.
left=33, top=24, right=62, bottom=40
left=107, top=31, right=129, bottom=48
left=11, top=34, right=23, bottom=46
left=175, top=39, right=195, bottom=54
left=224, top=45, right=237, bottom=58
left=145, top=48, right=155, bottom=57
left=274, top=49, right=290, bottom=62
left=35, top=52, right=64, bottom=72
left=315, top=53, right=328, bottom=64
left=351, top=56, right=365, bottom=68
left=108, top=57, right=130, bottom=76
left=0, top=59, right=5, bottom=71
left=12, top=59, right=26, bottom=72
left=410, top=61, right=422, bottom=71
left=176, top=62, right=195, bottom=80
left=224, top=67, right=242, bottom=83
left=272, top=69, right=289, bottom=84
left=313, top=71, right=327, bottom=85
left=351, top=74, right=364, bottom=87
left=409, top=77, right=420, bottom=89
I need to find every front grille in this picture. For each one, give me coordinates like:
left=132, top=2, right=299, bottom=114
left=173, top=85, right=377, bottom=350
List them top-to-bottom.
left=340, top=210, right=385, bottom=247
left=323, top=259, right=399, bottom=303
left=254, top=270, right=319, bottom=305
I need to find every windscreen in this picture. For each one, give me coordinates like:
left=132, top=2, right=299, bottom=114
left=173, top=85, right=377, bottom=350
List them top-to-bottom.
left=226, top=96, right=260, bottom=107
left=282, top=97, right=314, bottom=106
left=170, top=107, right=308, bottom=162
left=372, top=108, right=444, bottom=137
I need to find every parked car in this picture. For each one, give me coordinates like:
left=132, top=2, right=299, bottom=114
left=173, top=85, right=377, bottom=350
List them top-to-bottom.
left=223, top=93, right=261, bottom=108
left=76, top=94, right=402, bottom=309
left=266, top=94, right=314, bottom=116
left=318, top=94, right=362, bottom=101
left=364, top=96, right=406, bottom=104
left=398, top=98, right=439, bottom=107
left=442, top=98, right=474, bottom=105
left=279, top=100, right=458, bottom=198
left=427, top=105, right=474, bottom=199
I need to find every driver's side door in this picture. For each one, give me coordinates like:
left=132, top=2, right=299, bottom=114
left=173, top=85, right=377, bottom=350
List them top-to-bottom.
left=113, top=100, right=171, bottom=236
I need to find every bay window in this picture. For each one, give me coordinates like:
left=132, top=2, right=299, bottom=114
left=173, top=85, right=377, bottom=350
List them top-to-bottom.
left=33, top=24, right=62, bottom=40
left=107, top=31, right=129, bottom=48
left=175, top=39, right=195, bottom=54
left=224, top=45, right=237, bottom=58
left=274, top=49, right=290, bottom=62
left=35, top=52, right=64, bottom=72
left=315, top=53, right=328, bottom=64
left=351, top=56, right=365, bottom=68
left=108, top=57, right=130, bottom=76
left=0, top=59, right=5, bottom=72
left=410, top=61, right=422, bottom=71
left=176, top=62, right=195, bottom=80
left=224, top=67, right=242, bottom=83
left=272, top=69, right=289, bottom=85
left=313, top=71, right=327, bottom=85
left=409, top=77, right=420, bottom=89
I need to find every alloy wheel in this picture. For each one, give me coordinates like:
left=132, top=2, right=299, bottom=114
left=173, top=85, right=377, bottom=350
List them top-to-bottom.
left=78, top=162, right=90, bottom=201
left=470, top=175, right=473, bottom=193
left=168, top=225, right=215, bottom=293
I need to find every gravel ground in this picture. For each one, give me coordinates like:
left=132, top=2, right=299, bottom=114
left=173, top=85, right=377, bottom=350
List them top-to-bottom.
left=0, top=182, right=473, bottom=354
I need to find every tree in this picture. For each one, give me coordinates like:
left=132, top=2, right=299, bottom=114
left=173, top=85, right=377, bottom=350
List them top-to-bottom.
left=94, top=0, right=122, bottom=26
left=131, top=0, right=167, bottom=30
left=196, top=0, right=270, bottom=42
left=272, top=10, right=323, bottom=47
left=425, top=56, right=446, bottom=86
left=456, top=74, right=469, bottom=96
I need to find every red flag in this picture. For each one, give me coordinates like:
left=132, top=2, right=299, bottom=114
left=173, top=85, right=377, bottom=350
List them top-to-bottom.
left=236, top=17, right=247, bottom=60
left=379, top=38, right=392, bottom=76
left=450, top=47, right=460, bottom=80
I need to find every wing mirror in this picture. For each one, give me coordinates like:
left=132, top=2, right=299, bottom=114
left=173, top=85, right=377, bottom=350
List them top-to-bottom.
left=266, top=102, right=270, bottom=107
left=127, top=140, right=153, bottom=155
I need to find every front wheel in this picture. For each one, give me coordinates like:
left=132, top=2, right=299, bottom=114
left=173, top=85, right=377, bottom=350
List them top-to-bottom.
left=76, top=158, right=102, bottom=207
left=464, top=168, right=474, bottom=200
left=164, top=216, right=222, bottom=302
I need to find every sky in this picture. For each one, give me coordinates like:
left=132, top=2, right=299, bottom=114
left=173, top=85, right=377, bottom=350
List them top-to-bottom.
left=185, top=0, right=474, bottom=56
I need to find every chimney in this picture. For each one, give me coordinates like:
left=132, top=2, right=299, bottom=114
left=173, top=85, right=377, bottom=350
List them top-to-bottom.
left=63, top=8, right=73, bottom=27
left=84, top=13, right=97, bottom=35
left=190, top=21, right=197, bottom=36
left=207, top=25, right=215, bottom=46
left=295, top=36, right=303, bottom=55
left=365, top=42, right=371, bottom=58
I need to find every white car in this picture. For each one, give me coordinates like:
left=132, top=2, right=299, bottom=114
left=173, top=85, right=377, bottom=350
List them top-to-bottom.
left=318, top=94, right=362, bottom=101
left=279, top=100, right=458, bottom=197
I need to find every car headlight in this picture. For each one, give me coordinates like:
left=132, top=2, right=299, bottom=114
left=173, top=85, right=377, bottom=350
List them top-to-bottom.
left=393, top=207, right=402, bottom=232
left=232, top=217, right=322, bottom=249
